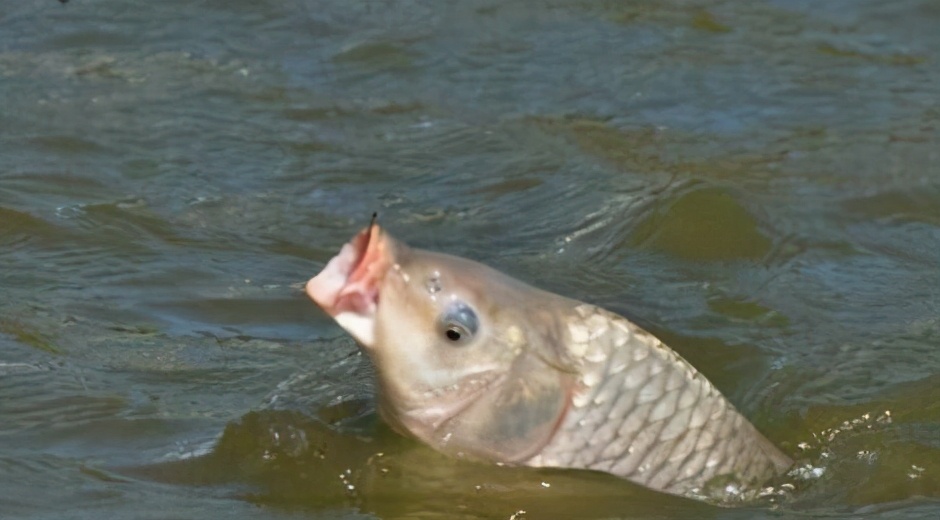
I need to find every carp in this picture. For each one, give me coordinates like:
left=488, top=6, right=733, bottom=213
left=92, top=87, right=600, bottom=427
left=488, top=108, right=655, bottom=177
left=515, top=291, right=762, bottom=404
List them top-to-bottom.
left=305, top=222, right=791, bottom=500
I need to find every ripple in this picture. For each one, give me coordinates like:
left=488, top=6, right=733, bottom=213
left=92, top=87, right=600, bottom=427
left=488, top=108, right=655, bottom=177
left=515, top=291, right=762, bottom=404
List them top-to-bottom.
left=630, top=186, right=773, bottom=262
left=0, top=360, right=110, bottom=437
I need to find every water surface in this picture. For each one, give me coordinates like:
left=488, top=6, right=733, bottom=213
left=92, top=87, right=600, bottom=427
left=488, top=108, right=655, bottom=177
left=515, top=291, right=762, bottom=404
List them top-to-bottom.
left=1, top=1, right=938, bottom=519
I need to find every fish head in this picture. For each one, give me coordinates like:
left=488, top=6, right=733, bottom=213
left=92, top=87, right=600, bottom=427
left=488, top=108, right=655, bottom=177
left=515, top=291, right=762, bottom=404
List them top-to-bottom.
left=307, top=223, right=574, bottom=461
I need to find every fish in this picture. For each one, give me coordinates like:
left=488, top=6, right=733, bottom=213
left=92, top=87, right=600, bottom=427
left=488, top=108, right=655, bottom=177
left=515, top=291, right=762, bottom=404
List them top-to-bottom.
left=305, top=221, right=792, bottom=500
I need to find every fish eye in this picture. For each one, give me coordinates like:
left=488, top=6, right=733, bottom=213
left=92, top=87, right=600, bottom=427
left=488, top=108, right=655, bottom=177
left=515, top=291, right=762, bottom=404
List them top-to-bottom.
left=437, top=301, right=479, bottom=345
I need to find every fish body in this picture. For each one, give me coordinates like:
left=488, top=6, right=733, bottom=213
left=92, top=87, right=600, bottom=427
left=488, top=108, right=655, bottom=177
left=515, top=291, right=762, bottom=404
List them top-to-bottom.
left=306, top=223, right=791, bottom=499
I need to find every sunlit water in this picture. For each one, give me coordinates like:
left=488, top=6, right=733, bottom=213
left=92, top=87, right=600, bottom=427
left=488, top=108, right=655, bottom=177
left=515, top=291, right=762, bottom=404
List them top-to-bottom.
left=1, top=1, right=938, bottom=519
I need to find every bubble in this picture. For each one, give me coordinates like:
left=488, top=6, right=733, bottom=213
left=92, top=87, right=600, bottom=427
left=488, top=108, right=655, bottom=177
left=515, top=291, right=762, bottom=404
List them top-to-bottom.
left=425, top=271, right=442, bottom=294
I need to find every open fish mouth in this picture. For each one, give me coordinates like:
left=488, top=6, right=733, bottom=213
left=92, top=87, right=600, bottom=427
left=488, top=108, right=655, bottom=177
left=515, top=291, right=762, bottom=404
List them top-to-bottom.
left=306, top=220, right=389, bottom=346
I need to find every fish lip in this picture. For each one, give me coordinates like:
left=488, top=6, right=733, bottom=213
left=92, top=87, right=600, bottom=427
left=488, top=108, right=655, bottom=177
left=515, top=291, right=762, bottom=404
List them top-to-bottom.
left=306, top=222, right=390, bottom=345
left=306, top=223, right=378, bottom=313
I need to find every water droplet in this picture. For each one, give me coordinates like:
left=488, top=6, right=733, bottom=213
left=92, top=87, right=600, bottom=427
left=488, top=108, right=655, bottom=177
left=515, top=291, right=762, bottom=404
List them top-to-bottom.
left=425, top=272, right=442, bottom=294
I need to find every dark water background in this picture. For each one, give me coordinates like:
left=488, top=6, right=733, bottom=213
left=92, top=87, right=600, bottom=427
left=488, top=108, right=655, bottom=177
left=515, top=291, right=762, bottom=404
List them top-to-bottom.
left=1, top=1, right=938, bottom=518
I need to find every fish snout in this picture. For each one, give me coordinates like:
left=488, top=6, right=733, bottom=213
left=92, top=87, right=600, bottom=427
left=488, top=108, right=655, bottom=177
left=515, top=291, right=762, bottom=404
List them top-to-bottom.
left=306, top=222, right=393, bottom=346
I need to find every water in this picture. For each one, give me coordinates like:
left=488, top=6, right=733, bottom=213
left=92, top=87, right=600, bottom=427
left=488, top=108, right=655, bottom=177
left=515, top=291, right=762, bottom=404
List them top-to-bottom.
left=1, top=0, right=938, bottom=518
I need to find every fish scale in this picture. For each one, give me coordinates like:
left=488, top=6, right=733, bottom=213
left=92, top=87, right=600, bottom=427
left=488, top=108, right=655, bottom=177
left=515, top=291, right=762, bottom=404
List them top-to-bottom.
left=530, top=303, right=790, bottom=496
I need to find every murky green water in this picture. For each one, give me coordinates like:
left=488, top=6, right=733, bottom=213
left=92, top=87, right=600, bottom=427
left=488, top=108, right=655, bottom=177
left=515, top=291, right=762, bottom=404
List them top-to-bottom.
left=1, top=0, right=938, bottom=518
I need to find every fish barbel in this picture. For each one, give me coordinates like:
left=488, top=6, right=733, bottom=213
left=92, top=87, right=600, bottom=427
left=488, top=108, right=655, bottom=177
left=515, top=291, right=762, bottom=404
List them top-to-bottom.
left=305, top=222, right=792, bottom=500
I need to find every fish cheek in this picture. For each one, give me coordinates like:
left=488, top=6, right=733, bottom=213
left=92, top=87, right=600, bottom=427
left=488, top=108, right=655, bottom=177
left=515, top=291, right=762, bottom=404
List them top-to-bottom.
left=372, top=279, right=438, bottom=370
left=439, top=352, right=571, bottom=463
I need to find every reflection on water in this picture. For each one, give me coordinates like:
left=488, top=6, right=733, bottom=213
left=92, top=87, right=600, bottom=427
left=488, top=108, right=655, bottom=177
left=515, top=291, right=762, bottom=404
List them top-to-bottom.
left=1, top=0, right=938, bottom=518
